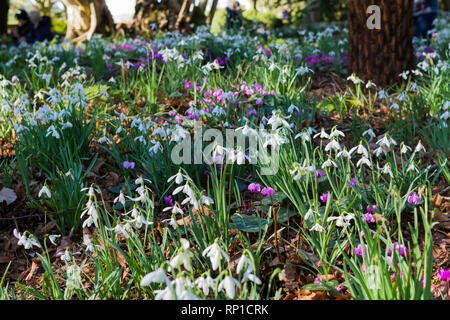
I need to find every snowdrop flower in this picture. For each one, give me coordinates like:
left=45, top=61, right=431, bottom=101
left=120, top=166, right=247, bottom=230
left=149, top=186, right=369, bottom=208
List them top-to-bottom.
left=399, top=70, right=410, bottom=80
left=347, top=74, right=363, bottom=84
left=390, top=102, right=400, bottom=110
left=46, top=125, right=60, bottom=139
left=314, top=128, right=329, bottom=140
left=329, top=128, right=345, bottom=140
left=362, top=128, right=376, bottom=140
left=295, top=131, right=311, bottom=142
left=377, top=135, right=396, bottom=149
left=98, top=136, right=112, bottom=144
left=325, top=140, right=341, bottom=152
left=414, top=141, right=426, bottom=153
left=349, top=144, right=369, bottom=158
left=401, top=144, right=412, bottom=154
left=373, top=147, right=387, bottom=158
left=336, top=149, right=351, bottom=159
left=357, top=157, right=372, bottom=168
left=322, top=159, right=337, bottom=169
left=407, top=162, right=419, bottom=173
left=379, top=163, right=394, bottom=178
left=168, top=171, right=184, bottom=185
left=39, top=185, right=51, bottom=198
left=113, top=192, right=126, bottom=208
left=201, top=195, right=214, bottom=206
left=163, top=204, right=184, bottom=215
left=162, top=217, right=177, bottom=229
left=310, top=224, right=325, bottom=232
left=14, top=229, right=41, bottom=249
left=49, top=234, right=60, bottom=246
left=83, top=234, right=103, bottom=252
left=170, top=239, right=193, bottom=271
left=202, top=241, right=229, bottom=271
left=60, top=249, right=72, bottom=262
left=140, top=268, right=169, bottom=286
left=195, top=276, right=215, bottom=296
left=218, top=276, right=240, bottom=299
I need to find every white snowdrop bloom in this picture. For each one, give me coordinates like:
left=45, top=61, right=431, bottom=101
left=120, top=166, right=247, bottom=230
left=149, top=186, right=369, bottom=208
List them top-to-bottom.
left=296, top=66, right=313, bottom=75
left=399, top=70, right=410, bottom=80
left=347, top=74, right=363, bottom=84
left=365, top=81, right=377, bottom=89
left=410, top=83, right=419, bottom=92
left=378, top=90, right=387, bottom=100
left=397, top=92, right=408, bottom=102
left=390, top=102, right=400, bottom=110
left=287, top=104, right=299, bottom=114
left=441, top=111, right=449, bottom=120
left=267, top=112, right=290, bottom=131
left=60, top=122, right=73, bottom=129
left=46, top=125, right=60, bottom=139
left=115, top=126, right=125, bottom=134
left=314, top=128, right=329, bottom=140
left=329, top=128, right=345, bottom=140
left=363, top=129, right=376, bottom=140
left=295, top=131, right=311, bottom=142
left=263, top=132, right=287, bottom=148
left=376, top=135, right=396, bottom=149
left=98, top=136, right=112, bottom=144
left=325, top=140, right=341, bottom=152
left=148, top=141, right=163, bottom=154
left=414, top=141, right=426, bottom=153
left=349, top=144, right=369, bottom=158
left=401, top=144, right=412, bottom=154
left=373, top=147, right=387, bottom=158
left=336, top=149, right=351, bottom=159
left=357, top=157, right=372, bottom=168
left=322, top=159, right=337, bottom=169
left=379, top=163, right=394, bottom=178
left=407, top=163, right=419, bottom=173
left=168, top=172, right=184, bottom=185
left=135, top=176, right=151, bottom=185
left=38, top=185, right=51, bottom=198
left=113, top=192, right=126, bottom=208
left=201, top=195, right=214, bottom=206
left=304, top=208, right=315, bottom=222
left=128, top=215, right=154, bottom=229
left=327, top=216, right=351, bottom=228
left=162, top=218, right=177, bottom=229
left=106, top=223, right=132, bottom=239
left=310, top=223, right=325, bottom=232
left=14, top=229, right=41, bottom=249
left=49, top=234, right=61, bottom=246
left=202, top=242, right=229, bottom=271
left=170, top=248, right=193, bottom=272
left=60, top=249, right=72, bottom=262
left=236, top=254, right=254, bottom=275
left=140, top=268, right=169, bottom=287
left=245, top=273, right=262, bottom=285
left=195, top=276, right=215, bottom=296
left=218, top=276, right=240, bottom=299
left=154, top=285, right=174, bottom=300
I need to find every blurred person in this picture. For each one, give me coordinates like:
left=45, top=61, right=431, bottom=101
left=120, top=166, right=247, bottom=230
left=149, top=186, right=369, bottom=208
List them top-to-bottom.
left=414, top=0, right=439, bottom=39
left=226, top=1, right=243, bottom=30
left=282, top=5, right=291, bottom=23
left=8, top=9, right=33, bottom=44
left=26, top=10, right=54, bottom=44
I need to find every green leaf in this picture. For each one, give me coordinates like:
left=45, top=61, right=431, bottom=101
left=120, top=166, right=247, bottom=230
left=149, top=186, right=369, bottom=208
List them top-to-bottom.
left=261, top=191, right=287, bottom=205
left=230, top=214, right=272, bottom=233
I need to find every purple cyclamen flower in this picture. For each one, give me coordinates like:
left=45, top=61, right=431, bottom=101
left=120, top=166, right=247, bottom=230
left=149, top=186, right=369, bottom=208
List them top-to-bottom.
left=248, top=109, right=257, bottom=117
left=168, top=110, right=176, bottom=117
left=123, top=161, right=135, bottom=169
left=315, top=170, right=324, bottom=178
left=348, top=178, right=357, bottom=187
left=248, top=183, right=262, bottom=193
left=261, top=187, right=275, bottom=197
left=408, top=192, right=420, bottom=205
left=320, top=193, right=329, bottom=203
left=164, top=196, right=174, bottom=206
left=366, top=205, right=378, bottom=214
left=363, top=213, right=375, bottom=223
left=387, top=242, right=408, bottom=257
left=354, top=244, right=368, bottom=257
left=437, top=269, right=450, bottom=281
left=314, top=277, right=322, bottom=285
left=335, top=285, right=345, bottom=294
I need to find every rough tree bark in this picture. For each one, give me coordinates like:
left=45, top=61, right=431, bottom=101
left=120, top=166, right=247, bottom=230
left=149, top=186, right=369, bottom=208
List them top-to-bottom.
left=0, top=0, right=9, bottom=35
left=62, top=0, right=115, bottom=42
left=348, top=0, right=414, bottom=86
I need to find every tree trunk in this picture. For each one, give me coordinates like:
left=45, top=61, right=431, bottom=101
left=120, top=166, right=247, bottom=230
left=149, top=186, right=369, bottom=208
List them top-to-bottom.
left=0, top=0, right=9, bottom=35
left=62, top=0, right=115, bottom=42
left=199, top=0, right=208, bottom=13
left=206, top=0, right=218, bottom=25
left=348, top=0, right=414, bottom=86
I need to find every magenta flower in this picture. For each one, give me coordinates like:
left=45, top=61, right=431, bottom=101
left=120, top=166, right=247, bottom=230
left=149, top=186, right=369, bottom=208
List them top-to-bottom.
left=248, top=109, right=257, bottom=117
left=168, top=110, right=176, bottom=117
left=174, top=115, right=183, bottom=124
left=123, top=161, right=135, bottom=169
left=315, top=170, right=324, bottom=178
left=348, top=178, right=357, bottom=187
left=248, top=183, right=262, bottom=193
left=261, top=187, right=275, bottom=197
left=408, top=192, right=420, bottom=205
left=320, top=193, right=329, bottom=203
left=164, top=196, right=174, bottom=206
left=366, top=205, right=378, bottom=214
left=363, top=213, right=375, bottom=223
left=387, top=242, right=408, bottom=257
left=354, top=244, right=368, bottom=257
left=437, top=269, right=450, bottom=281
left=314, top=277, right=322, bottom=285
left=335, top=285, right=345, bottom=294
